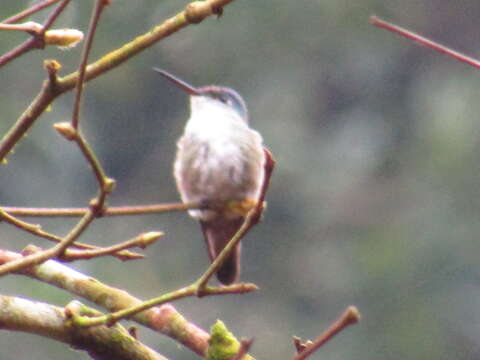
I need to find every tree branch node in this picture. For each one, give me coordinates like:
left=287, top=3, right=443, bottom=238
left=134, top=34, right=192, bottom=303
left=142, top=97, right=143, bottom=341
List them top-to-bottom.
left=185, top=1, right=218, bottom=24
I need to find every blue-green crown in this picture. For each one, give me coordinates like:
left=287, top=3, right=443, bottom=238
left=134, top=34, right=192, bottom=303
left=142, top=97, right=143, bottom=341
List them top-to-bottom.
left=198, top=86, right=248, bottom=123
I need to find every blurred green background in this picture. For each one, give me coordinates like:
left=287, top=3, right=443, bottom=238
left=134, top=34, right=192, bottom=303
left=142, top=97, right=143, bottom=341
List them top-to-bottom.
left=3, top=1, right=480, bottom=359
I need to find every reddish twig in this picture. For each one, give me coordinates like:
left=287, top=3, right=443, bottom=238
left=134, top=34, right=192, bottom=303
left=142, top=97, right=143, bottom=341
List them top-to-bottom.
left=0, top=0, right=71, bottom=67
left=0, top=0, right=240, bottom=163
left=2, top=0, right=62, bottom=24
left=35, top=0, right=70, bottom=35
left=71, top=0, right=109, bottom=130
left=370, top=16, right=480, bottom=70
left=0, top=22, right=42, bottom=32
left=1, top=114, right=114, bottom=275
left=54, top=122, right=115, bottom=215
left=51, top=124, right=114, bottom=260
left=252, top=147, right=275, bottom=226
left=195, top=148, right=275, bottom=294
left=62, top=153, right=271, bottom=323
left=1, top=201, right=203, bottom=217
left=0, top=208, right=142, bottom=260
left=0, top=208, right=65, bottom=244
left=0, top=211, right=96, bottom=277
left=59, top=232, right=161, bottom=261
left=293, top=306, right=360, bottom=360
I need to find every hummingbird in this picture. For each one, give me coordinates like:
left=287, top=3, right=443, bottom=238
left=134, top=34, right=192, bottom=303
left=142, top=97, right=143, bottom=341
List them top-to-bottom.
left=154, top=68, right=266, bottom=285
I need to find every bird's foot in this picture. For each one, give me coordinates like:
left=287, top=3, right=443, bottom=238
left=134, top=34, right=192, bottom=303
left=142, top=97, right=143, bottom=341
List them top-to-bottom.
left=225, top=198, right=258, bottom=218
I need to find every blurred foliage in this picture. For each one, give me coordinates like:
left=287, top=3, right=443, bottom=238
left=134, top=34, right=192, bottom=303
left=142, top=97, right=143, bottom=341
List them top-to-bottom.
left=2, top=1, right=480, bottom=359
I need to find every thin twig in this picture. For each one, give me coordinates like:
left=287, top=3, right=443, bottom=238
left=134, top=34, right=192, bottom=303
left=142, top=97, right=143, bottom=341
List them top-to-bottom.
left=0, top=0, right=70, bottom=67
left=0, top=0, right=240, bottom=163
left=2, top=0, right=62, bottom=24
left=39, top=0, right=70, bottom=33
left=71, top=0, right=108, bottom=129
left=370, top=16, right=480, bottom=70
left=0, top=22, right=42, bottom=32
left=54, top=121, right=114, bottom=217
left=50, top=125, right=114, bottom=260
left=72, top=128, right=113, bottom=199
left=74, top=148, right=276, bottom=326
left=195, top=148, right=275, bottom=293
left=251, top=148, right=275, bottom=225
left=0, top=202, right=202, bottom=217
left=0, top=208, right=143, bottom=260
left=0, top=208, right=64, bottom=243
left=0, top=210, right=95, bottom=276
left=195, top=210, right=258, bottom=293
left=59, top=231, right=161, bottom=261
left=72, top=282, right=257, bottom=328
left=293, top=306, right=361, bottom=360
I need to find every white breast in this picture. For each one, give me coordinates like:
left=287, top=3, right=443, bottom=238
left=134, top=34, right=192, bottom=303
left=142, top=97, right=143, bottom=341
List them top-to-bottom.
left=174, top=96, right=265, bottom=220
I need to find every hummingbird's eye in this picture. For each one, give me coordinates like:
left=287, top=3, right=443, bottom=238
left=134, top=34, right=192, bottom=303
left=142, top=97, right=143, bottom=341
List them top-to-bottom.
left=216, top=93, right=233, bottom=106
left=218, top=95, right=229, bottom=104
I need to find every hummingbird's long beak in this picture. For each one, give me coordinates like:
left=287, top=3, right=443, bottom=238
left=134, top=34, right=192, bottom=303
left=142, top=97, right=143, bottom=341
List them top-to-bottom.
left=153, top=68, right=200, bottom=96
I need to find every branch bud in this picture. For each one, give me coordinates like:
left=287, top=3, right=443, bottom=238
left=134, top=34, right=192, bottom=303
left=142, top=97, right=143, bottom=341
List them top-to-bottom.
left=185, top=1, right=211, bottom=24
left=44, top=29, right=84, bottom=49
left=43, top=59, right=62, bottom=72
left=53, top=122, right=77, bottom=141
left=103, top=178, right=116, bottom=193
left=138, top=231, right=163, bottom=248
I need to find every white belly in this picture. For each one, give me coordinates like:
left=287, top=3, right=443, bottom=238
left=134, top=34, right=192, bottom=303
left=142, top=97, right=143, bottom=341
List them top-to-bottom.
left=174, top=116, right=264, bottom=220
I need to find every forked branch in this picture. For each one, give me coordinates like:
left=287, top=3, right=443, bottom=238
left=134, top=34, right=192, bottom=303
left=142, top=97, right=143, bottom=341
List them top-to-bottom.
left=0, top=0, right=243, bottom=163
left=0, top=295, right=167, bottom=360
left=293, top=306, right=360, bottom=360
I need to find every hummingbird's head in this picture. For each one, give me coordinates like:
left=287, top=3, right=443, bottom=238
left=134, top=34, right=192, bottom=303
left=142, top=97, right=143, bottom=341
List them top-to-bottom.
left=154, top=68, right=249, bottom=123
left=196, top=85, right=248, bottom=123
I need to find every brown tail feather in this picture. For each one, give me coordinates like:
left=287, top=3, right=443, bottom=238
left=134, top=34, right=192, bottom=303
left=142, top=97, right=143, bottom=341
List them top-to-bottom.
left=200, top=217, right=244, bottom=285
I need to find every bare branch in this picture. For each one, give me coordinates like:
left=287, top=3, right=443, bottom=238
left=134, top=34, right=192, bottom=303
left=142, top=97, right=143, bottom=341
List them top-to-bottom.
left=0, top=0, right=242, bottom=163
left=0, top=0, right=71, bottom=67
left=2, top=0, right=62, bottom=24
left=37, top=0, right=70, bottom=34
left=71, top=0, right=109, bottom=129
left=370, top=16, right=480, bottom=69
left=0, top=22, right=43, bottom=33
left=54, top=122, right=115, bottom=217
left=195, top=148, right=275, bottom=294
left=70, top=150, right=276, bottom=328
left=1, top=201, right=203, bottom=217
left=0, top=208, right=64, bottom=243
left=0, top=209, right=143, bottom=260
left=0, top=210, right=96, bottom=276
left=195, top=210, right=258, bottom=293
left=59, top=231, right=162, bottom=261
left=0, top=249, right=210, bottom=357
left=71, top=282, right=257, bottom=327
left=0, top=295, right=168, bottom=360
left=293, top=306, right=361, bottom=360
